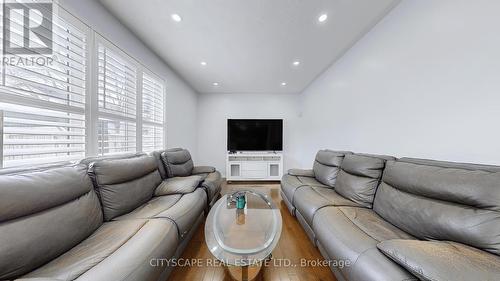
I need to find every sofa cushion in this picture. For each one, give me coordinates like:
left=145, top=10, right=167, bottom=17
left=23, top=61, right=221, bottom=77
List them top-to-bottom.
left=161, top=149, right=194, bottom=177
left=312, top=150, right=347, bottom=187
left=79, top=152, right=146, bottom=166
left=335, top=154, right=390, bottom=208
left=89, top=156, right=162, bottom=221
left=399, top=157, right=500, bottom=172
left=374, top=159, right=500, bottom=255
left=0, top=162, right=74, bottom=176
left=0, top=164, right=94, bottom=222
left=0, top=165, right=102, bottom=280
left=280, top=174, right=307, bottom=207
left=155, top=175, right=204, bottom=196
left=297, top=175, right=328, bottom=187
left=294, top=186, right=361, bottom=226
left=115, top=189, right=207, bottom=240
left=155, top=189, right=207, bottom=239
left=113, top=194, right=182, bottom=220
left=313, top=206, right=415, bottom=281
left=20, top=219, right=176, bottom=281
left=59, top=219, right=177, bottom=281
left=377, top=239, right=500, bottom=281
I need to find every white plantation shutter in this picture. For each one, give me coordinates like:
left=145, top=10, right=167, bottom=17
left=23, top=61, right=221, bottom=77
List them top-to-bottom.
left=1, top=1, right=86, bottom=108
left=0, top=2, right=167, bottom=167
left=0, top=3, right=88, bottom=168
left=96, top=40, right=138, bottom=155
left=142, top=73, right=165, bottom=152
left=142, top=73, right=164, bottom=124
left=0, top=104, right=86, bottom=167
left=97, top=117, right=136, bottom=155
left=142, top=123, right=163, bottom=152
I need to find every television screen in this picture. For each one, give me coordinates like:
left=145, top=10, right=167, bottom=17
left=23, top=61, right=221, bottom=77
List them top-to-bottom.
left=227, top=119, right=283, bottom=151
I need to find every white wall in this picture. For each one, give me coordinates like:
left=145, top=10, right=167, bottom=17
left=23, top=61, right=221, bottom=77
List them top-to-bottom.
left=59, top=0, right=200, bottom=157
left=75, top=0, right=500, bottom=171
left=295, top=0, right=500, bottom=166
left=196, top=93, right=300, bottom=175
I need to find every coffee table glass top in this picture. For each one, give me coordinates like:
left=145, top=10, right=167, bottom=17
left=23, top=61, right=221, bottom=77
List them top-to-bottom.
left=205, top=190, right=282, bottom=266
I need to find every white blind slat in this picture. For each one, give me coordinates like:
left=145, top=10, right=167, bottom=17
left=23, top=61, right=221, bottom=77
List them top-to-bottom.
left=0, top=3, right=169, bottom=167
left=0, top=4, right=88, bottom=168
left=1, top=5, right=87, bottom=110
left=97, top=44, right=137, bottom=120
left=141, top=73, right=165, bottom=152
left=142, top=73, right=164, bottom=124
left=1, top=104, right=86, bottom=168
left=98, top=117, right=136, bottom=155
left=142, top=124, right=164, bottom=152
left=4, top=139, right=85, bottom=145
left=5, top=147, right=85, bottom=157
left=4, top=155, right=84, bottom=168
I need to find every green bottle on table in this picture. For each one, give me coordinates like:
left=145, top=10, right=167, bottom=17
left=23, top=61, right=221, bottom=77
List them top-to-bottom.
left=236, top=194, right=246, bottom=209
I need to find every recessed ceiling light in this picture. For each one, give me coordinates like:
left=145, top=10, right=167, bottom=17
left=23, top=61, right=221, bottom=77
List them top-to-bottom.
left=318, top=13, right=328, bottom=23
left=171, top=14, right=182, bottom=22
left=292, top=60, right=300, bottom=66
left=200, top=61, right=207, bottom=66
left=212, top=82, right=220, bottom=86
left=281, top=82, right=287, bottom=86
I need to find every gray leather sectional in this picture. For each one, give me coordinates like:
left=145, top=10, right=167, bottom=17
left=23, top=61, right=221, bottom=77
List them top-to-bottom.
left=0, top=148, right=221, bottom=281
left=282, top=149, right=500, bottom=281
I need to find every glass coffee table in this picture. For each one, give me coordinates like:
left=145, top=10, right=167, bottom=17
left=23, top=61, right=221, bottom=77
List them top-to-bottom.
left=205, top=190, right=282, bottom=281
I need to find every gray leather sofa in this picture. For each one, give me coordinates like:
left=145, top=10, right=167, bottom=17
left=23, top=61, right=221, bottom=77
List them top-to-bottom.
left=0, top=149, right=221, bottom=281
left=282, top=150, right=500, bottom=281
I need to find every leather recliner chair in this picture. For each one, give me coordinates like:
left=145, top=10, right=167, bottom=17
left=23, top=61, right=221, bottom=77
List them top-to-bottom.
left=150, top=148, right=222, bottom=211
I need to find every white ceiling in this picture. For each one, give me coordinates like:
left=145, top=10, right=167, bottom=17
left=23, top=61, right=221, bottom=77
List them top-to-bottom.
left=99, top=0, right=399, bottom=94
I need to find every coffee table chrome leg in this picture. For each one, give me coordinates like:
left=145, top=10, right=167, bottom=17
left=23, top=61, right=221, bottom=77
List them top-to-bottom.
left=227, top=264, right=262, bottom=281
left=242, top=265, right=248, bottom=281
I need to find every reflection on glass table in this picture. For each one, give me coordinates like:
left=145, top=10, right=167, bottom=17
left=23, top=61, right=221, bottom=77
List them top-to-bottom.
left=205, top=190, right=282, bottom=281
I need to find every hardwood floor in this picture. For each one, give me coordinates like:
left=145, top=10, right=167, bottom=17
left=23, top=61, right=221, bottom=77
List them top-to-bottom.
left=167, top=182, right=337, bottom=281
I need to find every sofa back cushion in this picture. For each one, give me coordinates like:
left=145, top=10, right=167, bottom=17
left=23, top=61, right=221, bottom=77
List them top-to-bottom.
left=161, top=148, right=194, bottom=177
left=312, top=150, right=350, bottom=187
left=79, top=152, right=146, bottom=166
left=335, top=154, right=394, bottom=208
left=89, top=156, right=162, bottom=221
left=374, top=159, right=500, bottom=255
left=0, top=164, right=102, bottom=280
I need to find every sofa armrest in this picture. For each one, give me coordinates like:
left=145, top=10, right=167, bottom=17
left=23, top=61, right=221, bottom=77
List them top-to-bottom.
left=192, top=166, right=216, bottom=174
left=288, top=169, right=315, bottom=177
left=200, top=171, right=222, bottom=204
left=155, top=175, right=203, bottom=196
left=377, top=239, right=500, bottom=281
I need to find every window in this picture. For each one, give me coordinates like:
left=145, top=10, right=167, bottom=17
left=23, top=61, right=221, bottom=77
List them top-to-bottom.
left=0, top=2, right=167, bottom=167
left=0, top=4, right=88, bottom=168
left=96, top=39, right=137, bottom=155
left=142, top=73, right=165, bottom=152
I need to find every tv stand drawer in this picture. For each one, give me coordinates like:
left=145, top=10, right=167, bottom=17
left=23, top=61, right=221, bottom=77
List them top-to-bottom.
left=241, top=162, right=266, bottom=171
left=240, top=170, right=267, bottom=178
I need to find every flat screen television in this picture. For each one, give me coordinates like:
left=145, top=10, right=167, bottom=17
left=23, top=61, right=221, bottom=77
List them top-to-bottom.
left=227, top=119, right=283, bottom=151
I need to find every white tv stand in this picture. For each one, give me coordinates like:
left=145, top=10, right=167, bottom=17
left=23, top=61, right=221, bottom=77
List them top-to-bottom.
left=226, top=151, right=283, bottom=181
